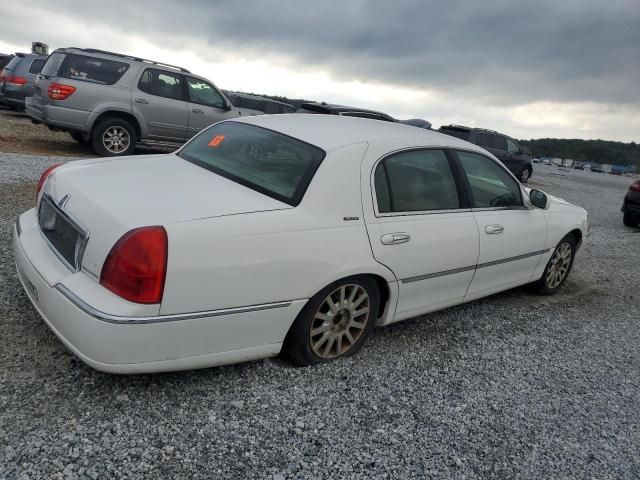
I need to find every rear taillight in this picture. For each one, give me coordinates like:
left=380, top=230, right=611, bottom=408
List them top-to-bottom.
left=3, top=75, right=27, bottom=86
left=48, top=83, right=76, bottom=100
left=36, top=163, right=63, bottom=200
left=630, top=180, right=640, bottom=193
left=100, top=227, right=168, bottom=304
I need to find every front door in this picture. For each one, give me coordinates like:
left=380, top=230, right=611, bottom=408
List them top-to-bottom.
left=134, top=68, right=188, bottom=141
left=185, top=76, right=237, bottom=138
left=365, top=148, right=480, bottom=320
left=452, top=149, right=547, bottom=300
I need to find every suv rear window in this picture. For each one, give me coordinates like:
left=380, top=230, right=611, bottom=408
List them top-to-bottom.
left=40, top=52, right=66, bottom=78
left=58, top=54, right=129, bottom=85
left=29, top=58, right=46, bottom=74
left=178, top=122, right=325, bottom=206
left=439, top=127, right=470, bottom=141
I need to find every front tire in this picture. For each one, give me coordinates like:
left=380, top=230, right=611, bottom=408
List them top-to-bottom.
left=91, top=117, right=136, bottom=157
left=536, top=234, right=576, bottom=295
left=284, top=277, right=380, bottom=366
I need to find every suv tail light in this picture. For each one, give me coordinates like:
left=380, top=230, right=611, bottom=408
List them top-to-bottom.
left=3, top=75, right=27, bottom=86
left=48, top=83, right=76, bottom=100
left=36, top=163, right=63, bottom=200
left=630, top=180, right=640, bottom=193
left=100, top=227, right=168, bottom=304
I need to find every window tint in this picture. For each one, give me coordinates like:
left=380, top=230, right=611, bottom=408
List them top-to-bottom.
left=59, top=54, right=129, bottom=85
left=28, top=58, right=46, bottom=74
left=138, top=69, right=184, bottom=100
left=186, top=77, right=225, bottom=108
left=178, top=122, right=325, bottom=206
left=475, top=132, right=494, bottom=148
left=493, top=134, right=507, bottom=151
left=506, top=137, right=521, bottom=154
left=374, top=150, right=460, bottom=213
left=456, top=151, right=522, bottom=208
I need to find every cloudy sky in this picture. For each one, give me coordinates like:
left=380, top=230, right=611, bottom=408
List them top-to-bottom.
left=1, top=0, right=638, bottom=141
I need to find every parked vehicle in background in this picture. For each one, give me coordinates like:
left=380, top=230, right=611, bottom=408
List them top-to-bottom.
left=26, top=48, right=256, bottom=156
left=0, top=53, right=46, bottom=110
left=0, top=53, right=14, bottom=74
left=224, top=91, right=296, bottom=114
left=297, top=101, right=396, bottom=122
left=14, top=115, right=588, bottom=373
left=399, top=118, right=432, bottom=129
left=438, top=125, right=534, bottom=183
left=583, top=164, right=591, bottom=172
left=621, top=180, right=640, bottom=227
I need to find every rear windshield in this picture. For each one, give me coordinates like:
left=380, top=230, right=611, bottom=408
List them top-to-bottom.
left=58, top=54, right=129, bottom=85
left=3, top=56, right=20, bottom=71
left=29, top=58, right=46, bottom=74
left=178, top=122, right=325, bottom=206
left=439, top=127, right=471, bottom=141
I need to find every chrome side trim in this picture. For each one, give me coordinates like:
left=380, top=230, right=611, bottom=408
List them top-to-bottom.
left=400, top=248, right=551, bottom=284
left=476, top=249, right=551, bottom=269
left=402, top=265, right=476, bottom=284
left=55, top=284, right=293, bottom=324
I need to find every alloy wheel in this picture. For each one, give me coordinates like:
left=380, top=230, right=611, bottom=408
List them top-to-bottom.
left=103, top=126, right=131, bottom=154
left=521, top=168, right=530, bottom=182
left=546, top=242, right=572, bottom=289
left=309, top=284, right=370, bottom=359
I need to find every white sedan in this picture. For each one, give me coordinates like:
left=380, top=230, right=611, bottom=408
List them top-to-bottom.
left=14, top=115, right=589, bottom=373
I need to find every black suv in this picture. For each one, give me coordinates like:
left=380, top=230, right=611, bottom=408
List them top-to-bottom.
left=439, top=125, right=533, bottom=183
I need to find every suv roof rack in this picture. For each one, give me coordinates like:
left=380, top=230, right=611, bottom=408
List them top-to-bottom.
left=68, top=48, right=191, bottom=73
left=442, top=124, right=471, bottom=130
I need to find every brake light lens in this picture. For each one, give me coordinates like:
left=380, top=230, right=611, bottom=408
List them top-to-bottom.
left=3, top=75, right=27, bottom=86
left=48, top=83, right=76, bottom=100
left=36, top=163, right=63, bottom=200
left=630, top=180, right=640, bottom=193
left=100, top=227, right=168, bottom=304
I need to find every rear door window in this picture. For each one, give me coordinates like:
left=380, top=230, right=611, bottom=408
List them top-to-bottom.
left=58, top=54, right=129, bottom=85
left=28, top=58, right=46, bottom=74
left=138, top=68, right=185, bottom=101
left=186, top=77, right=226, bottom=108
left=506, top=138, right=521, bottom=154
left=374, top=149, right=460, bottom=213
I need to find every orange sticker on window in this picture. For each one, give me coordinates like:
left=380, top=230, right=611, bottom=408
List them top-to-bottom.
left=208, top=135, right=225, bottom=147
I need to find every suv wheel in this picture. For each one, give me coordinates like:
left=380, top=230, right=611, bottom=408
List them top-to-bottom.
left=91, top=118, right=136, bottom=157
left=520, top=167, right=531, bottom=183
left=623, top=212, right=638, bottom=228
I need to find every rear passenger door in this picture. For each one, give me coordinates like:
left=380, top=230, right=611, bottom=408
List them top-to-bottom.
left=135, top=68, right=188, bottom=141
left=185, top=77, right=236, bottom=137
left=365, top=149, right=479, bottom=320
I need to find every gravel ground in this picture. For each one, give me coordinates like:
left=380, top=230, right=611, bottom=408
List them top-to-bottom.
left=1, top=156, right=639, bottom=479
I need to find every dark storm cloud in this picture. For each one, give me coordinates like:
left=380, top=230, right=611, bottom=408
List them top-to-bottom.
left=11, top=0, right=640, bottom=106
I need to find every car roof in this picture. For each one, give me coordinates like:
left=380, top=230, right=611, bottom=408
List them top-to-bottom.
left=232, top=114, right=487, bottom=153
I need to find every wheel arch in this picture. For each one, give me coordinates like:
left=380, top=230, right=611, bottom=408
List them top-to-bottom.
left=92, top=110, right=142, bottom=141
left=568, top=228, right=583, bottom=250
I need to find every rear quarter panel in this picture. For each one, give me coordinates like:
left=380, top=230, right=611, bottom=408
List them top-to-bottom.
left=160, top=142, right=395, bottom=315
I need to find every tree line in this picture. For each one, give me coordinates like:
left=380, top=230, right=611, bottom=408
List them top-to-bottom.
left=519, top=138, right=640, bottom=167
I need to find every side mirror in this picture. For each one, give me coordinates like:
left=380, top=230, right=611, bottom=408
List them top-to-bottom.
left=529, top=189, right=548, bottom=209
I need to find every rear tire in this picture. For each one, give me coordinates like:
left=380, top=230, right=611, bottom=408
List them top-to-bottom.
left=91, top=117, right=136, bottom=157
left=69, top=131, right=90, bottom=145
left=623, top=212, right=638, bottom=228
left=535, top=234, right=576, bottom=295
left=283, top=277, right=380, bottom=366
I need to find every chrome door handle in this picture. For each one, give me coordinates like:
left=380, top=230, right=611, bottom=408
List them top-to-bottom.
left=134, top=98, right=149, bottom=104
left=192, top=108, right=204, bottom=114
left=485, top=224, right=504, bottom=234
left=380, top=233, right=411, bottom=245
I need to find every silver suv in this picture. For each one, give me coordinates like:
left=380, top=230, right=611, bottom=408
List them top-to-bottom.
left=26, top=48, right=253, bottom=156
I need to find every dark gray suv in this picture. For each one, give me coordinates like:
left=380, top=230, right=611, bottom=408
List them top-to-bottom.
left=26, top=48, right=254, bottom=156
left=0, top=53, right=47, bottom=110
left=439, top=125, right=533, bottom=183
